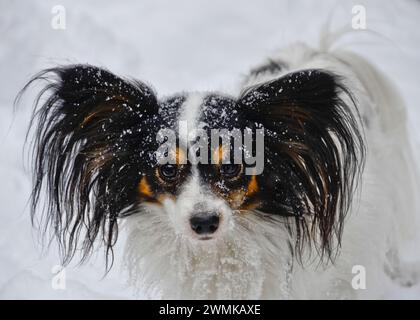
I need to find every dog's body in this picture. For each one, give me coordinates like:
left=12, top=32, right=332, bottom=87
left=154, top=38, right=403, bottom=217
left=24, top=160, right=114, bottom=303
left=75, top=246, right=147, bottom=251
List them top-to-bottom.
left=23, top=40, right=419, bottom=299
left=123, top=43, right=419, bottom=299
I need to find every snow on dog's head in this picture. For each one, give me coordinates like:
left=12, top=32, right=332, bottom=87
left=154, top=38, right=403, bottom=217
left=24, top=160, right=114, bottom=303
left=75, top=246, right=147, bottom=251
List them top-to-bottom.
left=21, top=64, right=364, bottom=285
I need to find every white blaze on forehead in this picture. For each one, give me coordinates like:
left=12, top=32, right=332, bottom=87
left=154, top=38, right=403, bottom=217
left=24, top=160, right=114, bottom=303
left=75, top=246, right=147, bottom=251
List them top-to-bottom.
left=178, top=92, right=206, bottom=133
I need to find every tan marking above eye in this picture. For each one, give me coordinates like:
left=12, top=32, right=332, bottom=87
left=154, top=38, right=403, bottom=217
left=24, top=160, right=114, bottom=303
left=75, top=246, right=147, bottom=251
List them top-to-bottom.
left=212, top=144, right=229, bottom=165
left=165, top=147, right=186, bottom=165
left=176, top=148, right=187, bottom=164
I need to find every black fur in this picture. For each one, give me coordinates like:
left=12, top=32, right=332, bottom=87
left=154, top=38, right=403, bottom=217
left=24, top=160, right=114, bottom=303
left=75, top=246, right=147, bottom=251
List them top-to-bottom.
left=20, top=64, right=365, bottom=269
left=20, top=65, right=162, bottom=268
left=238, top=69, right=365, bottom=261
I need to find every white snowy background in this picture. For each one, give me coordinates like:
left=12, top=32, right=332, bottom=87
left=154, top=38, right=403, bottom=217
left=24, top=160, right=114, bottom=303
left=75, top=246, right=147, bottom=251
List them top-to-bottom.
left=0, top=0, right=419, bottom=299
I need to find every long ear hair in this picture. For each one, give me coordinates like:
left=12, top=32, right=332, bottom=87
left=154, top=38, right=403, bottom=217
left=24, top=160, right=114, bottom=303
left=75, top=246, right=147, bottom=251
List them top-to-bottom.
left=19, top=65, right=160, bottom=269
left=238, top=69, right=365, bottom=261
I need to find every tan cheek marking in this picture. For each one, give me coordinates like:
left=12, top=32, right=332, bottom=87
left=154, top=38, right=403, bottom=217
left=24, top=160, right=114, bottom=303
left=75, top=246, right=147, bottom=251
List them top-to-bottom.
left=246, top=175, right=258, bottom=196
left=138, top=176, right=154, bottom=198
left=139, top=176, right=173, bottom=205
left=219, top=176, right=259, bottom=210
left=237, top=176, right=260, bottom=212
left=228, top=189, right=247, bottom=209
left=238, top=201, right=260, bottom=211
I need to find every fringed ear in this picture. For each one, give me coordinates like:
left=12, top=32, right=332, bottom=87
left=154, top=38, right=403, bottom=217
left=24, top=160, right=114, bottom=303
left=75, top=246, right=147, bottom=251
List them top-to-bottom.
left=20, top=65, right=161, bottom=268
left=238, top=69, right=365, bottom=261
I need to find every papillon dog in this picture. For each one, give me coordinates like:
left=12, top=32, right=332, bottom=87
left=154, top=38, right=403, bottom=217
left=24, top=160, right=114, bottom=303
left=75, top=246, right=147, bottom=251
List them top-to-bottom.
left=21, top=36, right=419, bottom=299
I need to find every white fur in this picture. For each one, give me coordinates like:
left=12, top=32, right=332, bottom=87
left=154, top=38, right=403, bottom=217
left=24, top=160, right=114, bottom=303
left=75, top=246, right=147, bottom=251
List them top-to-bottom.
left=123, top=41, right=420, bottom=299
left=178, top=91, right=206, bottom=132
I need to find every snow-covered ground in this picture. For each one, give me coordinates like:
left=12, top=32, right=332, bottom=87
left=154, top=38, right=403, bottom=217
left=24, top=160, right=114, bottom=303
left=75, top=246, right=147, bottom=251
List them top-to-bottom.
left=0, top=0, right=419, bottom=299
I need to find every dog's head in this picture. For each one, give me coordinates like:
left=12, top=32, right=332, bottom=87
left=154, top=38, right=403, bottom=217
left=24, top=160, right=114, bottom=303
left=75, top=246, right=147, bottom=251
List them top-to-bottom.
left=22, top=64, right=364, bottom=267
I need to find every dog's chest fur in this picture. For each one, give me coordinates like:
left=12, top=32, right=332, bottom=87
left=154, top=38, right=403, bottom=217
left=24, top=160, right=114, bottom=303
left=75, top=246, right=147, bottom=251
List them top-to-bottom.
left=124, top=210, right=293, bottom=299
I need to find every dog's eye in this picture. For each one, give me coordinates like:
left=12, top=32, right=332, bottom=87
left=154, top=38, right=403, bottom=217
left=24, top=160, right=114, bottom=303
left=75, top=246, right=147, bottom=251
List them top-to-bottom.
left=158, top=164, right=178, bottom=181
left=220, top=164, right=242, bottom=179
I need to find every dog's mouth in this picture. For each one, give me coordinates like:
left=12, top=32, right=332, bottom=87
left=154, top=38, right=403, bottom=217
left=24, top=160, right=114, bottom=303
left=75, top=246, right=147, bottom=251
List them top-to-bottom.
left=198, top=236, right=213, bottom=241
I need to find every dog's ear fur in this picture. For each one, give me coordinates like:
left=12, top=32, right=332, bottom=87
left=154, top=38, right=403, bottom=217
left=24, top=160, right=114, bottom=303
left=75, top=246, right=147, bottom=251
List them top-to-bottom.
left=20, top=65, right=160, bottom=268
left=238, top=69, right=365, bottom=261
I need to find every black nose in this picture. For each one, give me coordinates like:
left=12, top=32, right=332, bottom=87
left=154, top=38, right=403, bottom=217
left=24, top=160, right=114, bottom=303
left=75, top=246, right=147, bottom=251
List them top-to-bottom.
left=189, top=213, right=220, bottom=235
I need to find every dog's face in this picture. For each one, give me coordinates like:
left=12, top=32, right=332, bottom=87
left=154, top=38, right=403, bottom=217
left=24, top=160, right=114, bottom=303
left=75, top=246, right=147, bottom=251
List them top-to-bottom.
left=23, top=64, right=364, bottom=265
left=138, top=93, right=261, bottom=241
left=143, top=161, right=249, bottom=241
